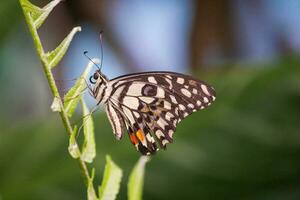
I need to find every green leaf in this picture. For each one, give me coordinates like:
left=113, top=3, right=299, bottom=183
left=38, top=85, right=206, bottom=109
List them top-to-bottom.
left=20, top=0, right=63, bottom=29
left=20, top=0, right=43, bottom=22
left=34, top=0, right=62, bottom=29
left=45, top=26, right=81, bottom=69
left=64, top=58, right=99, bottom=117
left=80, top=98, right=96, bottom=163
left=68, top=125, right=80, bottom=159
left=98, top=155, right=123, bottom=200
left=128, top=156, right=150, bottom=200
left=88, top=168, right=99, bottom=200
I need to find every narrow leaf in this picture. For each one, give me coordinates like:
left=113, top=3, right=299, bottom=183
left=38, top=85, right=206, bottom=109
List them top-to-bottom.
left=20, top=0, right=42, bottom=21
left=20, top=0, right=62, bottom=29
left=34, top=0, right=62, bottom=29
left=46, top=26, right=81, bottom=69
left=64, top=58, right=99, bottom=117
left=80, top=98, right=96, bottom=163
left=68, top=125, right=80, bottom=159
left=98, top=155, right=123, bottom=200
left=128, top=156, right=150, bottom=200
left=88, top=168, right=99, bottom=200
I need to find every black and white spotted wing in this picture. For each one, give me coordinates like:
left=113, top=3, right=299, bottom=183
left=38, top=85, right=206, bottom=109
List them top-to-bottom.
left=90, top=71, right=216, bottom=155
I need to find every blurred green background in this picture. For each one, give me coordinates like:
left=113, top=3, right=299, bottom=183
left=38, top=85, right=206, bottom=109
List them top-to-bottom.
left=1, top=1, right=300, bottom=200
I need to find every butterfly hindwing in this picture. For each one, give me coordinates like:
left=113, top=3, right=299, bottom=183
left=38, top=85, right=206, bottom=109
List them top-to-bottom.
left=103, top=72, right=216, bottom=155
left=105, top=102, right=125, bottom=140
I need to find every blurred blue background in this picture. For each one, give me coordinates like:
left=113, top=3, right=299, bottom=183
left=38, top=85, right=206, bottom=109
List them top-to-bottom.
left=1, top=0, right=300, bottom=199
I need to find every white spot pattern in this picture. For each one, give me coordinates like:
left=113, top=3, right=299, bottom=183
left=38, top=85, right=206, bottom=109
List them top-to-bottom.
left=166, top=75, right=172, bottom=79
left=148, top=76, right=157, bottom=84
left=177, top=77, right=184, bottom=84
left=165, top=78, right=173, bottom=89
left=127, top=83, right=145, bottom=96
left=201, top=84, right=210, bottom=96
left=157, top=87, right=165, bottom=98
left=180, top=88, right=192, bottom=97
left=192, top=88, right=198, bottom=94
left=170, top=95, right=178, bottom=104
left=123, top=96, right=139, bottom=109
left=139, top=96, right=155, bottom=104
left=203, top=97, right=209, bottom=103
left=197, top=100, right=201, bottom=106
left=164, top=101, right=172, bottom=110
left=188, top=103, right=194, bottom=109
left=179, top=104, right=186, bottom=111
left=122, top=106, right=135, bottom=124
left=175, top=108, right=179, bottom=115
left=133, top=111, right=140, bottom=118
left=166, top=112, right=174, bottom=120
left=157, top=118, right=168, bottom=130
left=173, top=120, right=177, bottom=126
left=156, top=130, right=164, bottom=138
left=168, top=130, right=174, bottom=138
left=146, top=134, right=155, bottom=143
left=162, top=140, right=169, bottom=145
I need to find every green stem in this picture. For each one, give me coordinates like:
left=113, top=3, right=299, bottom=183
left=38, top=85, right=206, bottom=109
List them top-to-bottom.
left=21, top=3, right=91, bottom=187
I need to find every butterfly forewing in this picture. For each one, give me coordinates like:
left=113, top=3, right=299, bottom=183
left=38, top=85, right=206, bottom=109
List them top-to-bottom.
left=96, top=71, right=216, bottom=155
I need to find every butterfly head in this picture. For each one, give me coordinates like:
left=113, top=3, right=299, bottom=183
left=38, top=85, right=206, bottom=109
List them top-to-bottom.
left=89, top=70, right=108, bottom=85
left=89, top=70, right=109, bottom=101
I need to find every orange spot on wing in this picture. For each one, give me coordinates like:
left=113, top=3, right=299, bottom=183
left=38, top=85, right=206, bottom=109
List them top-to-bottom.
left=136, top=129, right=145, bottom=142
left=130, top=133, right=139, bottom=145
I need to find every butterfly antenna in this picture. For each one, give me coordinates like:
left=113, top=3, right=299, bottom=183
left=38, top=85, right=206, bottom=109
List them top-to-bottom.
left=99, top=30, right=104, bottom=71
left=83, top=51, right=101, bottom=70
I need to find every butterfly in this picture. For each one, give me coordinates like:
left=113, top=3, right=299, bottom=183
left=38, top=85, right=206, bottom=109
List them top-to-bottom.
left=89, top=70, right=216, bottom=155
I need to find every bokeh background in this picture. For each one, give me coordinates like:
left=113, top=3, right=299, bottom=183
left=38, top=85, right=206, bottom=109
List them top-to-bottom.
left=1, top=0, right=300, bottom=199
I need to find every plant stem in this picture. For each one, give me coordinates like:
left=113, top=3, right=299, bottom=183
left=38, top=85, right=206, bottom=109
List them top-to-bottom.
left=21, top=4, right=91, bottom=187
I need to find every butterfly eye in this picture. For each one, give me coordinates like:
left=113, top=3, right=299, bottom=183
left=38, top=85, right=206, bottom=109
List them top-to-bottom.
left=93, top=73, right=99, bottom=80
left=89, top=75, right=96, bottom=84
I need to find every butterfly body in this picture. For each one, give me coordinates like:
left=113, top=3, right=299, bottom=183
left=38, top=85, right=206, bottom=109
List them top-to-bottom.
left=90, top=70, right=216, bottom=155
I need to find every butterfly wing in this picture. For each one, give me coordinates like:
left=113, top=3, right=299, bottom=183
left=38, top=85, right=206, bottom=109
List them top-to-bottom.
left=105, top=71, right=216, bottom=155
left=105, top=101, right=125, bottom=140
